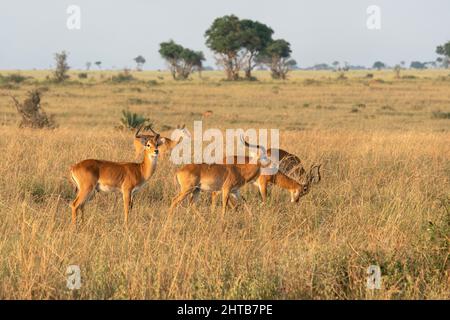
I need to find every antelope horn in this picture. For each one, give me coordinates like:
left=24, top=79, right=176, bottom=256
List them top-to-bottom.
left=135, top=124, right=144, bottom=138
left=147, top=125, right=158, bottom=136
left=240, top=135, right=267, bottom=155
left=309, top=164, right=322, bottom=184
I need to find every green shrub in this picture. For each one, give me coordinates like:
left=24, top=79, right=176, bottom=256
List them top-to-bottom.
left=111, top=70, right=135, bottom=83
left=78, top=72, right=88, bottom=79
left=0, top=73, right=28, bottom=84
left=120, top=109, right=150, bottom=129
left=432, top=110, right=450, bottom=119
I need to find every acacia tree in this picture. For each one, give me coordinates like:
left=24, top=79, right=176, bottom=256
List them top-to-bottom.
left=205, top=15, right=243, bottom=80
left=205, top=15, right=276, bottom=80
left=240, top=19, right=273, bottom=79
left=256, top=39, right=296, bottom=79
left=159, top=40, right=204, bottom=80
left=436, top=41, right=450, bottom=68
left=134, top=55, right=146, bottom=71
left=95, top=61, right=102, bottom=70
left=332, top=61, right=340, bottom=71
left=372, top=61, right=386, bottom=70
left=410, top=61, right=427, bottom=69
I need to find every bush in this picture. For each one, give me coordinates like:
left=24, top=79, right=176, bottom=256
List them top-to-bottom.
left=111, top=69, right=135, bottom=83
left=78, top=72, right=88, bottom=79
left=0, top=73, right=28, bottom=84
left=10, top=90, right=56, bottom=128
left=120, top=109, right=149, bottom=129
left=432, top=111, right=450, bottom=119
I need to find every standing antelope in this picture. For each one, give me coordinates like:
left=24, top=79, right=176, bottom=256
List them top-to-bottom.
left=133, top=124, right=190, bottom=160
left=69, top=131, right=161, bottom=225
left=170, top=137, right=271, bottom=215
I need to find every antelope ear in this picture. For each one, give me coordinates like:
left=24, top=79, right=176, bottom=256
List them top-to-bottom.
left=158, top=137, right=166, bottom=146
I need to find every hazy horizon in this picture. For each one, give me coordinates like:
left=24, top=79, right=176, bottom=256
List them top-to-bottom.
left=1, top=0, right=449, bottom=70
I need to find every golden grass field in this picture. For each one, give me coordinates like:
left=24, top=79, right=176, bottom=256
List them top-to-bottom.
left=0, top=69, right=449, bottom=299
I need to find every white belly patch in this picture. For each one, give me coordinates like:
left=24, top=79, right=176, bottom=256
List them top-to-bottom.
left=97, top=184, right=118, bottom=193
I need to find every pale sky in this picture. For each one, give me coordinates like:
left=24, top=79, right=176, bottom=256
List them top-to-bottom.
left=1, top=0, right=449, bottom=70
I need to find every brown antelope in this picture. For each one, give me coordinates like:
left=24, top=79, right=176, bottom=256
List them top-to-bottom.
left=202, top=110, right=213, bottom=118
left=133, top=124, right=190, bottom=160
left=69, top=130, right=161, bottom=225
left=170, top=137, right=270, bottom=215
left=207, top=147, right=308, bottom=205
left=265, top=148, right=305, bottom=179
left=256, top=164, right=321, bottom=203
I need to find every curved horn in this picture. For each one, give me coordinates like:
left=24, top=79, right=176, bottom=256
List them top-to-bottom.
left=135, top=124, right=144, bottom=138
left=148, top=125, right=158, bottom=136
left=240, top=135, right=267, bottom=155
left=309, top=164, right=321, bottom=184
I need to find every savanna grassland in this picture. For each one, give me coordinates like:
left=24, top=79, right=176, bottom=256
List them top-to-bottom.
left=0, top=69, right=449, bottom=299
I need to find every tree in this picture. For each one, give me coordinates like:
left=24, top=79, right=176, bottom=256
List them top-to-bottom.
left=205, top=15, right=244, bottom=80
left=239, top=19, right=273, bottom=79
left=256, top=39, right=296, bottom=80
left=159, top=40, right=205, bottom=80
left=436, top=41, right=450, bottom=68
left=53, top=51, right=70, bottom=83
left=134, top=55, right=146, bottom=71
left=95, top=61, right=102, bottom=70
left=332, top=61, right=340, bottom=71
left=342, top=61, right=350, bottom=72
left=372, top=61, right=386, bottom=70
left=410, top=61, right=427, bottom=69
left=86, top=62, right=92, bottom=71
left=312, top=63, right=331, bottom=70
left=394, top=64, right=401, bottom=78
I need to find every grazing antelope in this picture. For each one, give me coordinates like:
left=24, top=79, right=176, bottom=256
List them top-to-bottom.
left=133, top=124, right=190, bottom=160
left=69, top=131, right=161, bottom=225
left=170, top=137, right=270, bottom=215
left=208, top=147, right=307, bottom=205
left=267, top=148, right=305, bottom=178
left=256, top=164, right=321, bottom=203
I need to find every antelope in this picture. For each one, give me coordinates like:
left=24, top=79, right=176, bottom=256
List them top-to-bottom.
left=202, top=110, right=213, bottom=118
left=133, top=124, right=190, bottom=160
left=69, top=130, right=161, bottom=225
left=170, top=136, right=270, bottom=215
left=207, top=147, right=308, bottom=205
left=265, top=148, right=305, bottom=179
left=256, top=164, right=321, bottom=203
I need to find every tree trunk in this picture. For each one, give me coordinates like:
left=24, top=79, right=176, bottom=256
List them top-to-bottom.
left=244, top=52, right=254, bottom=79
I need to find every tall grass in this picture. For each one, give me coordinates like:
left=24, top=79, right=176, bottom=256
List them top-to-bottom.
left=0, top=70, right=448, bottom=299
left=0, top=128, right=447, bottom=299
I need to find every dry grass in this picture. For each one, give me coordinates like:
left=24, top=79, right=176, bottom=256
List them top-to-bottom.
left=0, top=70, right=449, bottom=299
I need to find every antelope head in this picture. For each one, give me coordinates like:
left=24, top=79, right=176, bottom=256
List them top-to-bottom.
left=292, top=164, right=321, bottom=202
